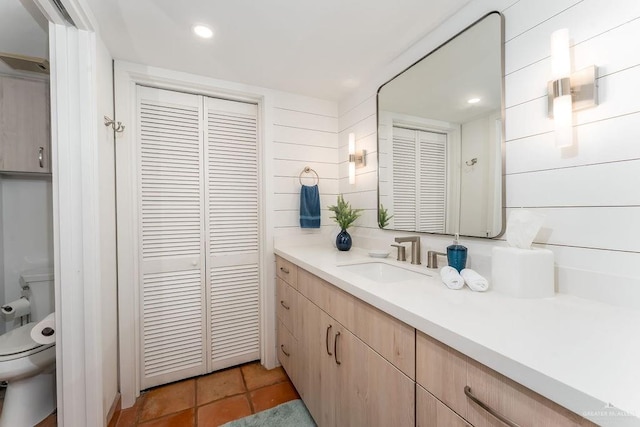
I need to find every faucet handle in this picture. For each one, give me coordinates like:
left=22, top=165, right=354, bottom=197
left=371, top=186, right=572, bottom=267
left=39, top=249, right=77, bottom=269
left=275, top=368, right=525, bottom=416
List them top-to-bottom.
left=390, top=244, right=407, bottom=262
left=427, top=251, right=447, bottom=269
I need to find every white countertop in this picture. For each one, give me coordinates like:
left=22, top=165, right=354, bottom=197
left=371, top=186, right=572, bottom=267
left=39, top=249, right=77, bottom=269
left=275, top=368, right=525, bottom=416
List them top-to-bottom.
left=274, top=243, right=640, bottom=427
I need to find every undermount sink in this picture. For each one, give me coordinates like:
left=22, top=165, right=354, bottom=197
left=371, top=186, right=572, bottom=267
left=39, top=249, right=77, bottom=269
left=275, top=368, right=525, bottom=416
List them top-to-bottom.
left=338, top=262, right=427, bottom=283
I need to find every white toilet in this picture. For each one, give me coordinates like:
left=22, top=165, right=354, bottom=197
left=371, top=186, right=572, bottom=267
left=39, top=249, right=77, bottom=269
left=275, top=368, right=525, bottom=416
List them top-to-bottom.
left=0, top=269, right=56, bottom=427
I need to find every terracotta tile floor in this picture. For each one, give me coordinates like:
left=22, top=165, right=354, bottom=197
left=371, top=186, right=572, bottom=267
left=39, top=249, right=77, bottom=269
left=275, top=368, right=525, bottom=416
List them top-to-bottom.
left=115, top=361, right=299, bottom=427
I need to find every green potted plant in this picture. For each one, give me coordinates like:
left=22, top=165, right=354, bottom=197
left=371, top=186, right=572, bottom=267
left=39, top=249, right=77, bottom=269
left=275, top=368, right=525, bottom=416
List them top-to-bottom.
left=328, top=195, right=363, bottom=251
left=378, top=204, right=393, bottom=228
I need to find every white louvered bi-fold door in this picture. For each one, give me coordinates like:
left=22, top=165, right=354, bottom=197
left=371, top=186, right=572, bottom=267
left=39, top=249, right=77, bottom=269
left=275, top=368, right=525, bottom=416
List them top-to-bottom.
left=137, top=86, right=207, bottom=389
left=136, top=87, right=260, bottom=389
left=204, top=98, right=260, bottom=371
left=392, top=126, right=447, bottom=233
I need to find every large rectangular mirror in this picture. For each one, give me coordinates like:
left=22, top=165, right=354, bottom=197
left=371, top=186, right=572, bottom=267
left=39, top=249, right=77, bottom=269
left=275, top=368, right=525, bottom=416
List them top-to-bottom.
left=377, top=12, right=505, bottom=238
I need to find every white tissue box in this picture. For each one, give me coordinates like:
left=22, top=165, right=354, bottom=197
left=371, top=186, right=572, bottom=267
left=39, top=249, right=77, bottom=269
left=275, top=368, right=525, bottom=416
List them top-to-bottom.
left=491, top=247, right=555, bottom=298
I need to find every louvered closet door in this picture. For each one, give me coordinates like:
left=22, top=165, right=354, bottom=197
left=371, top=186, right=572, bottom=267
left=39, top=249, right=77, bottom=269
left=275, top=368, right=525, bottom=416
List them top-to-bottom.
left=137, top=86, right=207, bottom=389
left=204, top=97, right=260, bottom=371
left=392, top=127, right=417, bottom=230
left=417, top=131, right=447, bottom=233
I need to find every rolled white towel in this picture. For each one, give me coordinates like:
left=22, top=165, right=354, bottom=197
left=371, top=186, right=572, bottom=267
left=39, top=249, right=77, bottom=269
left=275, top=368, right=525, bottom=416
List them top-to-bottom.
left=440, top=266, right=464, bottom=290
left=461, top=268, right=489, bottom=292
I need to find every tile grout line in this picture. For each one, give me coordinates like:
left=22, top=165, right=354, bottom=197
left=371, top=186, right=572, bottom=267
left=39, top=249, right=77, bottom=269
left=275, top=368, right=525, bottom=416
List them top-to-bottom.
left=240, top=366, right=256, bottom=414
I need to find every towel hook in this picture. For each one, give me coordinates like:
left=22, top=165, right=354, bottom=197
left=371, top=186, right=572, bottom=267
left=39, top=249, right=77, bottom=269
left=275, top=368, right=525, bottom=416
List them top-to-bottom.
left=104, top=116, right=125, bottom=133
left=299, top=166, right=320, bottom=186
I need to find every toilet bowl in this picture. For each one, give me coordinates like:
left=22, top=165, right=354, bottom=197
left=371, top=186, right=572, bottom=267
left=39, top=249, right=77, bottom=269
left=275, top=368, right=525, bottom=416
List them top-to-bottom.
left=0, top=268, right=56, bottom=426
left=0, top=323, right=56, bottom=427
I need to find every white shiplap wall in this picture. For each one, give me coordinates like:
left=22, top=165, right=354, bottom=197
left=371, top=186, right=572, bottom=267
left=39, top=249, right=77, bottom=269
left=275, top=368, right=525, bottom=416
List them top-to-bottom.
left=338, top=0, right=640, bottom=308
left=271, top=93, right=339, bottom=237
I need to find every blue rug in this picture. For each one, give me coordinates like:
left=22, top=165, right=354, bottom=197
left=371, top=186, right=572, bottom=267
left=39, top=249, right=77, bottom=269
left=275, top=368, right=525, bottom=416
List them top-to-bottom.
left=221, top=399, right=316, bottom=427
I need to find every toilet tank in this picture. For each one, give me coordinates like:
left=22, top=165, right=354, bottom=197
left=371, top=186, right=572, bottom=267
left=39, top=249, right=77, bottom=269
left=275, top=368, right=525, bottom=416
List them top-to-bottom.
left=19, top=268, right=54, bottom=323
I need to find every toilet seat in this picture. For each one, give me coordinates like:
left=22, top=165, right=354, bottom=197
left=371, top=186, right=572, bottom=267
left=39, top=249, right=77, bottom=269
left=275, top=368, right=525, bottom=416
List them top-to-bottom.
left=0, top=323, right=54, bottom=362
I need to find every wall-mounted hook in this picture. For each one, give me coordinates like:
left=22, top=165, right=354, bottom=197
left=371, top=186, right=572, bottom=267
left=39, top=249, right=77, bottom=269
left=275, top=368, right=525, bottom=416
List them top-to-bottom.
left=104, top=116, right=125, bottom=133
left=465, top=158, right=478, bottom=166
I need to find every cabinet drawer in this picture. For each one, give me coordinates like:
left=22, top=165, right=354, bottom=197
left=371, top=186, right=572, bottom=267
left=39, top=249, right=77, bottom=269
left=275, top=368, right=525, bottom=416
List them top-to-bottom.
left=276, top=256, right=297, bottom=288
left=276, top=277, right=296, bottom=336
left=277, top=319, right=298, bottom=385
left=417, top=331, right=596, bottom=427
left=466, top=357, right=597, bottom=427
left=417, top=385, right=471, bottom=427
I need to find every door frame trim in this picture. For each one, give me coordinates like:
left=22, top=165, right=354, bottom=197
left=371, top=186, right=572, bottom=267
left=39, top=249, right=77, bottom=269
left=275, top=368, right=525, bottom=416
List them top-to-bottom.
left=114, top=60, right=274, bottom=407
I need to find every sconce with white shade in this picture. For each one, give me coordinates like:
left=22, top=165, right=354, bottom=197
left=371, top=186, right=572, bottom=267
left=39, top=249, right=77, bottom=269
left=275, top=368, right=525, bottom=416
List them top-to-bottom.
left=547, top=29, right=598, bottom=148
left=348, top=132, right=366, bottom=184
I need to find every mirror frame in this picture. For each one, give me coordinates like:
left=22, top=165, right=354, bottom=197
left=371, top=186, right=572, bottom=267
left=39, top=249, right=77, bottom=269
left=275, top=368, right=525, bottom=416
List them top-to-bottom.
left=376, top=11, right=506, bottom=238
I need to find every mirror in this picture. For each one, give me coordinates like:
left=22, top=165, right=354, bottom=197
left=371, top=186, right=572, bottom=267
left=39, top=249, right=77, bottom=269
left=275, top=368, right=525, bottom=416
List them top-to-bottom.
left=377, top=12, right=504, bottom=238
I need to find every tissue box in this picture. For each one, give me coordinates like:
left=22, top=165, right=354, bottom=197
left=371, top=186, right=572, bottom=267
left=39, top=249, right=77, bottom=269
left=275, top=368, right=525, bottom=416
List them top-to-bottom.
left=491, top=247, right=555, bottom=298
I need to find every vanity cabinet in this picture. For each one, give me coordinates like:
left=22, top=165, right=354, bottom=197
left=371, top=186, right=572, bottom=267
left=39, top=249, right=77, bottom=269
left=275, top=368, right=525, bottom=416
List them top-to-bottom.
left=0, top=76, right=50, bottom=174
left=276, top=256, right=415, bottom=427
left=416, top=332, right=597, bottom=427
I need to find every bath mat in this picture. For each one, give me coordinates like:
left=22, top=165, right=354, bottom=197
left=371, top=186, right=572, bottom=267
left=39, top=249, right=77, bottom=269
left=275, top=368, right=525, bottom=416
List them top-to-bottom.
left=221, top=399, right=316, bottom=427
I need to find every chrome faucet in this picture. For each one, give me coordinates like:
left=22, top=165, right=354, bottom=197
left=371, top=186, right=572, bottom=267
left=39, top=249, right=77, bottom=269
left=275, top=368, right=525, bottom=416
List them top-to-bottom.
left=394, top=236, right=421, bottom=265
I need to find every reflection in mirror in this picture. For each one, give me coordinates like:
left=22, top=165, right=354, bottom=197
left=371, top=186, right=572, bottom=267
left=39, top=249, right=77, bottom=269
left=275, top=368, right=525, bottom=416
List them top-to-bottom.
left=377, top=12, right=504, bottom=238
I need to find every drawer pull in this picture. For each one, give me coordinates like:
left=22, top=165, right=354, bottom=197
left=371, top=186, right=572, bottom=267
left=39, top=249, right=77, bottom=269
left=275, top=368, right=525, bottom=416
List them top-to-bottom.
left=38, top=147, right=44, bottom=168
left=280, top=266, right=290, bottom=274
left=280, top=300, right=290, bottom=310
left=325, top=325, right=333, bottom=355
left=334, top=331, right=342, bottom=365
left=280, top=344, right=290, bottom=357
left=464, top=386, right=521, bottom=427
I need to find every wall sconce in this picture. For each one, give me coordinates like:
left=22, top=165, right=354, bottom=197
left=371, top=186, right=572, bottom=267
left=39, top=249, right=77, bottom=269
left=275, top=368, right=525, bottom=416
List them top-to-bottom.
left=547, top=28, right=598, bottom=148
left=348, top=132, right=366, bottom=184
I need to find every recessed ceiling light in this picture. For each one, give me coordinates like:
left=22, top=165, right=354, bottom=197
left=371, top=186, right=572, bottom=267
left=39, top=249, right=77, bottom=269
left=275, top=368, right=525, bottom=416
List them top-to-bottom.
left=193, top=25, right=213, bottom=39
left=467, top=97, right=481, bottom=104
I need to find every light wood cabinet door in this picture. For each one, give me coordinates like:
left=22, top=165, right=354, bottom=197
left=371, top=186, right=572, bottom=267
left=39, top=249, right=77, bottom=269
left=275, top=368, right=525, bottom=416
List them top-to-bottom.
left=0, top=76, right=50, bottom=173
left=295, top=294, right=333, bottom=426
left=335, top=323, right=415, bottom=427
left=417, top=385, right=472, bottom=427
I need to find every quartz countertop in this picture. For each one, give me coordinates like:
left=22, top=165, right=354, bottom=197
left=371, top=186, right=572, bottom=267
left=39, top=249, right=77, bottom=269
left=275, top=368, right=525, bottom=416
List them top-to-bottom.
left=274, top=243, right=640, bottom=427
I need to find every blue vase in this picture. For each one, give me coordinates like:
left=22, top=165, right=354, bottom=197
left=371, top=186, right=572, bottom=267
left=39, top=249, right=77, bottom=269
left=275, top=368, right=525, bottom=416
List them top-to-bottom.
left=336, top=229, right=352, bottom=251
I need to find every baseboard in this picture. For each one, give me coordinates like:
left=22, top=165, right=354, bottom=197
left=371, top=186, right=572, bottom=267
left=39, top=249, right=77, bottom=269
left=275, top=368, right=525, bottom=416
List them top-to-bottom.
left=107, top=392, right=122, bottom=427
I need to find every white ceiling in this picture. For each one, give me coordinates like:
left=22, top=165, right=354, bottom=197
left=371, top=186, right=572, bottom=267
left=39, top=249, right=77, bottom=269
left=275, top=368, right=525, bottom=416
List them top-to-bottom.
left=0, top=0, right=48, bottom=74
left=85, top=0, right=471, bottom=101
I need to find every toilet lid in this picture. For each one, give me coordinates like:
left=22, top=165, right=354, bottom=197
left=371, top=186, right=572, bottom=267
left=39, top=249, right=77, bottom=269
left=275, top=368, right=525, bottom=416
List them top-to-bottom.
left=0, top=322, right=41, bottom=356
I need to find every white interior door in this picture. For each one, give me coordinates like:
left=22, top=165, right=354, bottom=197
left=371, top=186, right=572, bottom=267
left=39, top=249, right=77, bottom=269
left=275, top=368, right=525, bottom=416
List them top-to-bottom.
left=135, top=86, right=260, bottom=389
left=136, top=86, right=207, bottom=389
left=204, top=97, right=260, bottom=371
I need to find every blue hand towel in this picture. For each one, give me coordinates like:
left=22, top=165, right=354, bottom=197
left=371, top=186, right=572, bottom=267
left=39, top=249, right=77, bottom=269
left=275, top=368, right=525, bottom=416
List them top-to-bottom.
left=300, top=185, right=321, bottom=228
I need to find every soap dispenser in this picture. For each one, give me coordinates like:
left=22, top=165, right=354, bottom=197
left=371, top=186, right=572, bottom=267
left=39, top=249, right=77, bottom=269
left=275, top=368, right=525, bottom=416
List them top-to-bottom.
left=447, top=233, right=467, bottom=272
